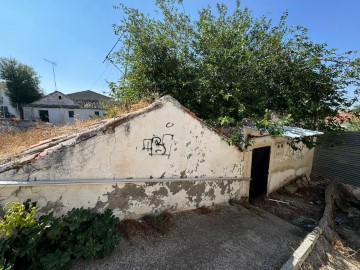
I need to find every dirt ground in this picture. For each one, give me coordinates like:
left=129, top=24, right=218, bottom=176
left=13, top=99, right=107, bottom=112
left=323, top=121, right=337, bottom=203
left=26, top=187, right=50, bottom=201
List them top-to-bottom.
left=252, top=175, right=326, bottom=232
left=252, top=176, right=360, bottom=269
left=334, top=184, right=360, bottom=252
left=73, top=204, right=304, bottom=270
left=303, top=233, right=360, bottom=270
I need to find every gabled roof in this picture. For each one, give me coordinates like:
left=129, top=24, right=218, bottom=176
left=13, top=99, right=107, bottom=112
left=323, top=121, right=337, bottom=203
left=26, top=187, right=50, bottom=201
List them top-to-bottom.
left=25, top=90, right=109, bottom=109
left=67, top=90, right=110, bottom=101
left=29, top=91, right=78, bottom=108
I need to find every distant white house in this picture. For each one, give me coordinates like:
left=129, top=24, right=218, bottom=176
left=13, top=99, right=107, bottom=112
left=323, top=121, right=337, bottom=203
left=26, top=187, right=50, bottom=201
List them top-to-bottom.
left=0, top=82, right=19, bottom=118
left=23, top=90, right=110, bottom=124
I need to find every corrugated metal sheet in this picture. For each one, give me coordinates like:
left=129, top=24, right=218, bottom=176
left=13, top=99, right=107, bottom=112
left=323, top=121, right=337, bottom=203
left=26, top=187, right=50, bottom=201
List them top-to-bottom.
left=244, top=125, right=323, bottom=138
left=282, top=126, right=323, bottom=138
left=312, top=132, right=360, bottom=187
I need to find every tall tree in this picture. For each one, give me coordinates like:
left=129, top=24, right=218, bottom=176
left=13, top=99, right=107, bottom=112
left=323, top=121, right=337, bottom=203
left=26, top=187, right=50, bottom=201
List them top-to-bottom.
left=110, top=0, right=360, bottom=135
left=0, top=57, right=43, bottom=118
left=352, top=105, right=360, bottom=113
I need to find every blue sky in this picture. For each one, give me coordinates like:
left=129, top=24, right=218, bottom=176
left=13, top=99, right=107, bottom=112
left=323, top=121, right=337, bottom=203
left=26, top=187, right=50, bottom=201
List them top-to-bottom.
left=1, top=0, right=360, bottom=98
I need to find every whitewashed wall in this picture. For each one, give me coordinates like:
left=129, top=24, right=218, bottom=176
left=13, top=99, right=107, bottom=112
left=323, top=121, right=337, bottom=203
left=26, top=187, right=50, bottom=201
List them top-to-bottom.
left=0, top=88, right=19, bottom=117
left=0, top=96, right=248, bottom=218
left=0, top=96, right=317, bottom=219
left=4, top=99, right=244, bottom=180
left=23, top=107, right=106, bottom=124
left=243, top=131, right=315, bottom=193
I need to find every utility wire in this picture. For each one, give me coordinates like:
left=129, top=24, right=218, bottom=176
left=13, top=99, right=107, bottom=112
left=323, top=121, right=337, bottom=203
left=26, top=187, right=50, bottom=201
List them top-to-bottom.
left=103, top=32, right=124, bottom=63
left=103, top=32, right=125, bottom=72
left=44, top=59, right=58, bottom=91
left=89, top=64, right=110, bottom=90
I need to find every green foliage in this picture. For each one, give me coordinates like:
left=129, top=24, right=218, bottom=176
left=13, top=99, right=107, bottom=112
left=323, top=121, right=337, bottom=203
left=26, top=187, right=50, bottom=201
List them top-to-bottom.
left=110, top=0, right=360, bottom=140
left=0, top=57, right=43, bottom=118
left=101, top=101, right=121, bottom=118
left=352, top=105, right=360, bottom=113
left=255, top=110, right=292, bottom=136
left=348, top=118, right=360, bottom=131
left=226, top=132, right=253, bottom=150
left=287, top=136, right=317, bottom=151
left=0, top=201, right=37, bottom=237
left=0, top=203, right=120, bottom=270
left=39, top=250, right=71, bottom=270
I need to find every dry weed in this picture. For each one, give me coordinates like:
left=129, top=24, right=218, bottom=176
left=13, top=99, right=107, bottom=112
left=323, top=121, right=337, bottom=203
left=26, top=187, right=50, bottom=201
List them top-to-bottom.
left=0, top=99, right=152, bottom=164
left=104, top=99, right=151, bottom=118
left=0, top=119, right=101, bottom=163
left=195, top=206, right=220, bottom=216
left=118, top=211, right=175, bottom=241
left=142, top=211, right=174, bottom=235
left=118, top=219, right=154, bottom=240
left=331, top=239, right=360, bottom=258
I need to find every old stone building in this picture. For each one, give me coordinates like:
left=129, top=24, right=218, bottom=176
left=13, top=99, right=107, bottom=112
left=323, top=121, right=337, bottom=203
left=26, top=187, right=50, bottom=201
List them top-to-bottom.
left=0, top=96, right=321, bottom=218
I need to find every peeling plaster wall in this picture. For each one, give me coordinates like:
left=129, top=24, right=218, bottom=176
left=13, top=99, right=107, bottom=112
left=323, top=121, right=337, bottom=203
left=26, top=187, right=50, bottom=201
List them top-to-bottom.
left=0, top=96, right=316, bottom=218
left=0, top=97, right=248, bottom=217
left=1, top=101, right=244, bottom=181
left=244, top=135, right=315, bottom=194
left=0, top=179, right=248, bottom=219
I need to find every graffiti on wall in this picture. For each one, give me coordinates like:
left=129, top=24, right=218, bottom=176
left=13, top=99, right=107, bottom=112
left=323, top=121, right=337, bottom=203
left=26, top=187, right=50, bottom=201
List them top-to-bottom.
left=143, top=134, right=174, bottom=157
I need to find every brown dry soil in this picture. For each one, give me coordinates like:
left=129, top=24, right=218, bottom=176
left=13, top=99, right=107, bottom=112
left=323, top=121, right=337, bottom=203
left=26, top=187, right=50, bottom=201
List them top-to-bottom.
left=252, top=176, right=326, bottom=232
left=252, top=177, right=360, bottom=269
left=301, top=181, right=360, bottom=270
left=334, top=184, right=360, bottom=252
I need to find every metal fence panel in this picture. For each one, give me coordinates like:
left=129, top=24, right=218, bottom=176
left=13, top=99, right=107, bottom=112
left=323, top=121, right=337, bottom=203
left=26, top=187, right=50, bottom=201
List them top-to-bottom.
left=312, top=132, right=360, bottom=187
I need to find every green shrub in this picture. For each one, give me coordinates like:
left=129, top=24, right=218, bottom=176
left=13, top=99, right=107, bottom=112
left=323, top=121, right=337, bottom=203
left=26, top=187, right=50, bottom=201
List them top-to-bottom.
left=0, top=201, right=37, bottom=237
left=0, top=203, right=120, bottom=270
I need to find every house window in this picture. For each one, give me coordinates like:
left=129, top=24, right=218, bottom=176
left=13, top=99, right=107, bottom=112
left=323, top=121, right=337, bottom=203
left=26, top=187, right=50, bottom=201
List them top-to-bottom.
left=58, top=96, right=62, bottom=100
left=68, top=111, right=74, bottom=118
left=94, top=111, right=99, bottom=116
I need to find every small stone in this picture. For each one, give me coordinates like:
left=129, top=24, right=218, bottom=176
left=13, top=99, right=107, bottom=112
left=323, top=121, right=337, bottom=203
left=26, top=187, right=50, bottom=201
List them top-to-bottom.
left=285, top=185, right=299, bottom=194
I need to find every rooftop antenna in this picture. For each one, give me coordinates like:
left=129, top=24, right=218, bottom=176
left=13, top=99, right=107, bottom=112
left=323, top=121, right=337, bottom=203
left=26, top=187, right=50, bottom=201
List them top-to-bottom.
left=44, top=59, right=58, bottom=91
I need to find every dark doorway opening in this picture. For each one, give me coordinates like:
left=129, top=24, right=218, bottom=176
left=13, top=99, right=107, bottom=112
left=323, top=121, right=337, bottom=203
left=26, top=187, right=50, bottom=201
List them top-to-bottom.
left=39, top=110, right=49, bottom=122
left=250, top=146, right=271, bottom=201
